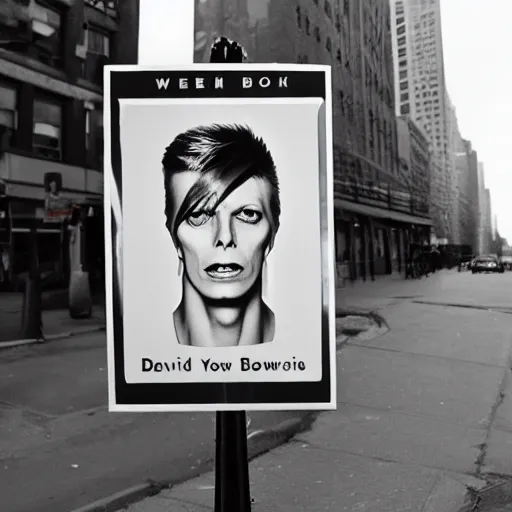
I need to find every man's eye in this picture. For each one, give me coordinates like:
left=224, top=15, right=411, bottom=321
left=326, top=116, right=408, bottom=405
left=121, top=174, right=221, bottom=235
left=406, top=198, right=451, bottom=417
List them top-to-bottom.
left=236, top=209, right=262, bottom=224
left=187, top=211, right=211, bottom=227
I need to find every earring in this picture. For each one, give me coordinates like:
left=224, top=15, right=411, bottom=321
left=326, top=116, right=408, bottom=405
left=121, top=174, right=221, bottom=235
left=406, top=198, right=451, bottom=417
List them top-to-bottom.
left=177, top=259, right=183, bottom=276
left=262, top=259, right=268, bottom=297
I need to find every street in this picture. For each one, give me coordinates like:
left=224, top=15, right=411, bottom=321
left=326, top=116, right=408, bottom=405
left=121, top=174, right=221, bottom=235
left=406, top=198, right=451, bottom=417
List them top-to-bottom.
left=124, top=268, right=512, bottom=512
left=1, top=269, right=512, bottom=512
left=0, top=332, right=306, bottom=512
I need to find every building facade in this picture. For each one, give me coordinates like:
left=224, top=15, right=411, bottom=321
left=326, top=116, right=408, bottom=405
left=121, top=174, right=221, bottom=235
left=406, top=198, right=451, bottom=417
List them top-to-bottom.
left=0, top=0, right=139, bottom=284
left=195, top=0, right=432, bottom=282
left=390, top=0, right=453, bottom=242
left=396, top=115, right=430, bottom=204
left=453, top=136, right=479, bottom=249
left=476, top=162, right=491, bottom=254
left=483, top=188, right=493, bottom=254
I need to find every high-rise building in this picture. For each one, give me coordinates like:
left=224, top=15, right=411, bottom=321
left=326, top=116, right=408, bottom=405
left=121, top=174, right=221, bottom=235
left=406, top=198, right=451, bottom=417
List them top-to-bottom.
left=0, top=0, right=139, bottom=282
left=195, top=0, right=433, bottom=282
left=390, top=0, right=453, bottom=242
left=396, top=115, right=430, bottom=203
left=458, top=139, right=479, bottom=250
left=477, top=162, right=492, bottom=254
left=484, top=188, right=493, bottom=253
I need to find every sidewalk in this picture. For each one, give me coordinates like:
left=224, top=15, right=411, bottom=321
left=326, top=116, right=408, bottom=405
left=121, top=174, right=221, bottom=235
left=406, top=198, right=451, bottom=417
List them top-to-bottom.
left=335, top=269, right=446, bottom=312
left=117, top=271, right=512, bottom=512
left=0, top=291, right=105, bottom=344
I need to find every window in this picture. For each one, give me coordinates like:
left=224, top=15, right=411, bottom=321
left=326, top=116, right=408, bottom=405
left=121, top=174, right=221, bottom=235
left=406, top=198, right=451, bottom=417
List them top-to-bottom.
left=31, top=1, right=63, bottom=67
left=397, top=17, right=405, bottom=25
left=84, top=25, right=111, bottom=84
left=397, top=25, right=405, bottom=35
left=86, top=26, right=110, bottom=56
left=398, top=36, right=406, bottom=45
left=398, top=47, right=406, bottom=57
left=336, top=48, right=342, bottom=62
left=399, top=60, right=406, bottom=67
left=399, top=70, right=407, bottom=79
left=400, top=81, right=408, bottom=90
left=0, top=84, right=17, bottom=147
left=400, top=92, right=409, bottom=101
left=33, top=98, right=62, bottom=160
left=401, top=103, right=410, bottom=114
left=85, top=106, right=103, bottom=169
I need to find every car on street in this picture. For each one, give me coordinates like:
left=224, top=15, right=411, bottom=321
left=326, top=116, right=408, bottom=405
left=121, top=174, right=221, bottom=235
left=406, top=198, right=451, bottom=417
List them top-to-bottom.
left=471, top=255, right=505, bottom=274
left=500, top=255, right=512, bottom=270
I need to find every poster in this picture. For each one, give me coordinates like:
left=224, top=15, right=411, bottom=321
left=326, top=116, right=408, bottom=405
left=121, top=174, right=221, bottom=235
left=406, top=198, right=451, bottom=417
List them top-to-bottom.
left=104, top=64, right=336, bottom=411
left=43, top=172, right=72, bottom=222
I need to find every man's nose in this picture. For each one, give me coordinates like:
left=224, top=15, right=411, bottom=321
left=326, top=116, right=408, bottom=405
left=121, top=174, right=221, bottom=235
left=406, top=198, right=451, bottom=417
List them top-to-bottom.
left=214, top=213, right=236, bottom=249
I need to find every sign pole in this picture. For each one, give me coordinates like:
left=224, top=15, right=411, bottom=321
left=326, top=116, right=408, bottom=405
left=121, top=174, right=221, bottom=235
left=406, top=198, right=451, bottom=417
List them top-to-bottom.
left=210, top=37, right=252, bottom=512
left=215, top=409, right=251, bottom=512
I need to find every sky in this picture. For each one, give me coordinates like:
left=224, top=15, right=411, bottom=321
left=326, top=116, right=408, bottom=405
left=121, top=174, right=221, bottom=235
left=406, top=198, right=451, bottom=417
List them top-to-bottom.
left=138, top=0, right=512, bottom=244
left=440, top=0, right=512, bottom=243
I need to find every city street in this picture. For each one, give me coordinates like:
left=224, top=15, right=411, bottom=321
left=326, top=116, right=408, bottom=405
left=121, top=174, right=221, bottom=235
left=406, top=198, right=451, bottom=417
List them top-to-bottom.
left=124, top=268, right=512, bottom=512
left=1, top=269, right=512, bottom=512
left=0, top=331, right=308, bottom=512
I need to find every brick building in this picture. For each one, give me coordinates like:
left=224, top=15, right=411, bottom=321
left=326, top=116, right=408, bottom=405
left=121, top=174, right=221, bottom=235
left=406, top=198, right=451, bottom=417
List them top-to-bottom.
left=0, top=0, right=138, bottom=285
left=195, top=0, right=432, bottom=281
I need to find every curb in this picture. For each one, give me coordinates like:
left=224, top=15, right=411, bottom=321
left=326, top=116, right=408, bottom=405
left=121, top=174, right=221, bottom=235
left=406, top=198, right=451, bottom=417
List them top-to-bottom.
left=68, top=311, right=375, bottom=512
left=0, top=325, right=106, bottom=349
left=69, top=413, right=318, bottom=512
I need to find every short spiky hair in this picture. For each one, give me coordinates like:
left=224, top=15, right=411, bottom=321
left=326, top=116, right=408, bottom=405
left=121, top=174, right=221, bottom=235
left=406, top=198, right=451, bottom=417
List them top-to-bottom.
left=162, top=123, right=281, bottom=246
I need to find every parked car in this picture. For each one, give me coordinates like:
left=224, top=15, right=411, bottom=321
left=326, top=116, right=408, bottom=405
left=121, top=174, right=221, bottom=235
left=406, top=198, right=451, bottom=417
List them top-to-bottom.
left=471, top=255, right=505, bottom=274
left=500, top=256, right=512, bottom=270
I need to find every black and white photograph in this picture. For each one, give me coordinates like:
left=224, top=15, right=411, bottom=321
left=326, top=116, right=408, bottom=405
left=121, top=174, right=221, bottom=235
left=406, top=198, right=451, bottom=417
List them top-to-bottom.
left=3, top=1, right=512, bottom=511
left=104, top=64, right=336, bottom=411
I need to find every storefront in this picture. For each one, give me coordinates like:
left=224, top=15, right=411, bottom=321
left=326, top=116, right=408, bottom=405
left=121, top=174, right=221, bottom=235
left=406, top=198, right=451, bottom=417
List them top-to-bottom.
left=334, top=199, right=433, bottom=283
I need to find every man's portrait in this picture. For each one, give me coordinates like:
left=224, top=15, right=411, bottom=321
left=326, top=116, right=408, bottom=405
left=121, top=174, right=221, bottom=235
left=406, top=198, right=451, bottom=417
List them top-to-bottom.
left=115, top=95, right=330, bottom=387
left=162, top=124, right=280, bottom=348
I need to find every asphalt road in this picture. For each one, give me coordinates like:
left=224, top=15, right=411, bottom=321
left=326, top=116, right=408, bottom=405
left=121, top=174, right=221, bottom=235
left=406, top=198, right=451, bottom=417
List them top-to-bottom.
left=1, top=269, right=511, bottom=512
left=0, top=333, right=307, bottom=512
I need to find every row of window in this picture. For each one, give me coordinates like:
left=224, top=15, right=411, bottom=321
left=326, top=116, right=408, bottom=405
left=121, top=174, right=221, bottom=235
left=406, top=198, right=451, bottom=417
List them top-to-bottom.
left=0, top=0, right=111, bottom=86
left=296, top=7, right=344, bottom=62
left=0, top=81, right=102, bottom=166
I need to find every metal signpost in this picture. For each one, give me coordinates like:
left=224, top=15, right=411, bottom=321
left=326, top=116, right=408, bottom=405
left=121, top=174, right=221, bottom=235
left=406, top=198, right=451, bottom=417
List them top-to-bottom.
left=103, top=44, right=336, bottom=512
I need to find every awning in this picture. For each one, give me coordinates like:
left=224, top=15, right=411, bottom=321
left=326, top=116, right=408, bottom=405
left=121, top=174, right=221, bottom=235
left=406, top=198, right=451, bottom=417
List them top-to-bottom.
left=335, top=199, right=434, bottom=227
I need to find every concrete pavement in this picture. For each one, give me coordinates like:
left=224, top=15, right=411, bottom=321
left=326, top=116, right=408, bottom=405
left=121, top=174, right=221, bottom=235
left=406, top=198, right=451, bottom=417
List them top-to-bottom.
left=120, top=270, right=512, bottom=512
left=0, top=291, right=105, bottom=345
left=0, top=332, right=316, bottom=512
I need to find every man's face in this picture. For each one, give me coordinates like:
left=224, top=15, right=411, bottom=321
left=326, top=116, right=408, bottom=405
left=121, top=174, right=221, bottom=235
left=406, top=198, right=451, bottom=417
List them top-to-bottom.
left=169, top=171, right=273, bottom=301
left=49, top=181, right=57, bottom=193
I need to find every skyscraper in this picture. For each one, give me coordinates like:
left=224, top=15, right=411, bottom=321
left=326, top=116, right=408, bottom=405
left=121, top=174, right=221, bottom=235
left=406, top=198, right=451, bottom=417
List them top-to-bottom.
left=195, top=0, right=433, bottom=282
left=390, top=0, right=453, bottom=242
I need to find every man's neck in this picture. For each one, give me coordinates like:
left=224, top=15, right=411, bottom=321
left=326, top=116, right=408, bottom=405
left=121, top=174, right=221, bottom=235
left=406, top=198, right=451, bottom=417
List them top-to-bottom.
left=174, top=278, right=264, bottom=347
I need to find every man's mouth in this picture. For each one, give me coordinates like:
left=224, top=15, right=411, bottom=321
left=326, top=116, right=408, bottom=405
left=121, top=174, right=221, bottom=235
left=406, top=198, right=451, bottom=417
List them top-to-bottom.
left=204, top=263, right=244, bottom=279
